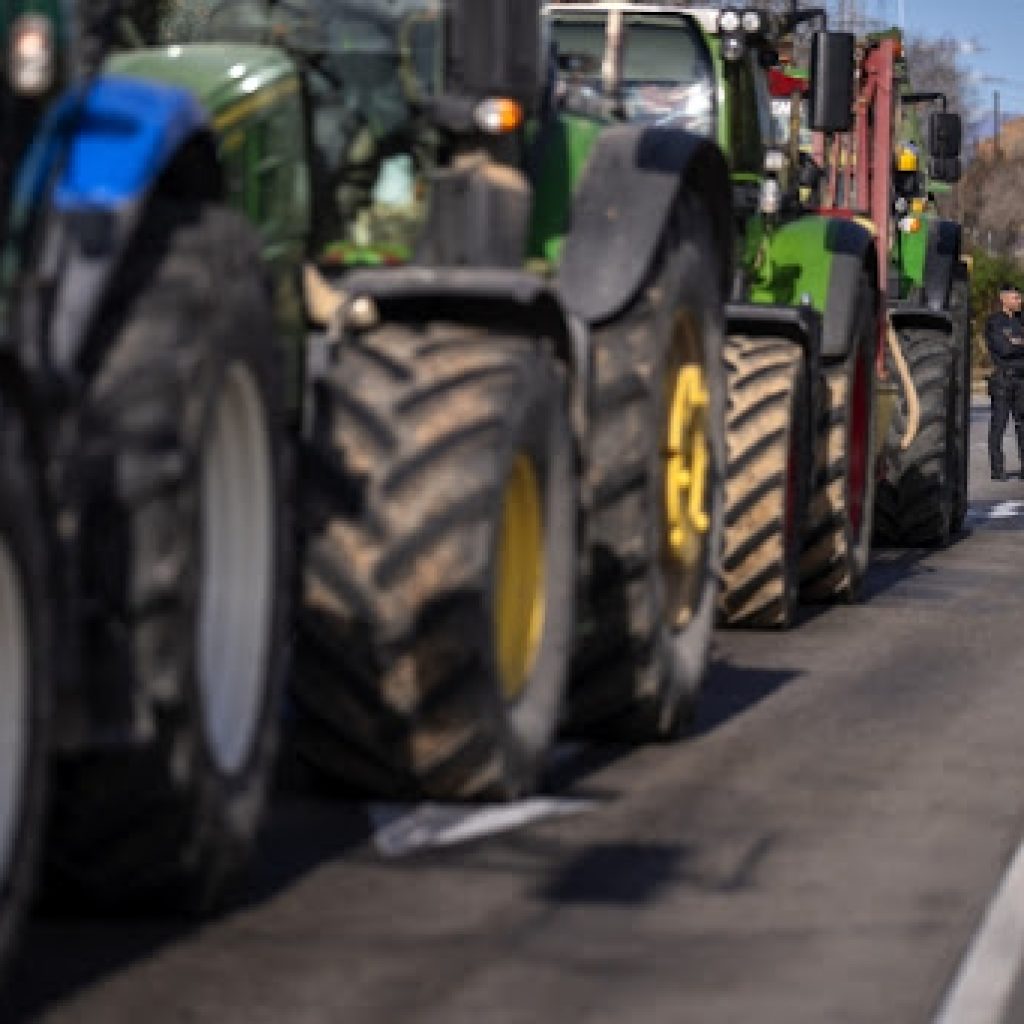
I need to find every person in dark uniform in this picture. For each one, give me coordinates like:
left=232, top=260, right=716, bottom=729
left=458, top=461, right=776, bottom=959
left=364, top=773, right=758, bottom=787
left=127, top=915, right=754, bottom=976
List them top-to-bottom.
left=985, top=282, right=1024, bottom=480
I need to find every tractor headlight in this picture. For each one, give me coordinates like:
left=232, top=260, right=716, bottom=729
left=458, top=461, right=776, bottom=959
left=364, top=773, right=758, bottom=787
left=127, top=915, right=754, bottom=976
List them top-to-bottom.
left=719, top=9, right=742, bottom=33
left=741, top=11, right=763, bottom=34
left=9, top=14, right=55, bottom=97
left=722, top=32, right=746, bottom=63
left=474, top=97, right=525, bottom=135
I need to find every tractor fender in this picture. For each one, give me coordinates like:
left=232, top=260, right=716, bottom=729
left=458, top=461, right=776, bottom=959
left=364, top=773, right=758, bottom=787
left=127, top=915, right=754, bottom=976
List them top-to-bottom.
left=15, top=75, right=216, bottom=375
left=556, top=124, right=733, bottom=325
left=821, top=217, right=879, bottom=363
left=922, top=219, right=962, bottom=313
left=323, top=267, right=590, bottom=447
left=888, top=307, right=953, bottom=337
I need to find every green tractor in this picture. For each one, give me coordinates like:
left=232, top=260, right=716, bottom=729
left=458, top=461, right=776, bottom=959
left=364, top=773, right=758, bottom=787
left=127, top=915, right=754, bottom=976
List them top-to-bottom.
left=0, top=0, right=293, bottom=936
left=15, top=0, right=738, bottom=805
left=279, top=0, right=735, bottom=782
left=547, top=5, right=880, bottom=628
left=875, top=81, right=970, bottom=545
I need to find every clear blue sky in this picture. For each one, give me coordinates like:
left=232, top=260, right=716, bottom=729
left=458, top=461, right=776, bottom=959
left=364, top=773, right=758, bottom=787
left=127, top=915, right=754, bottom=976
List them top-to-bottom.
left=851, top=0, right=1024, bottom=126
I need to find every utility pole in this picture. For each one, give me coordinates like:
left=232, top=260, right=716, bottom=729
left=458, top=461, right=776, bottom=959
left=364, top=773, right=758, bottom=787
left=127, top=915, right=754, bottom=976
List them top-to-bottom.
left=995, top=89, right=1002, bottom=160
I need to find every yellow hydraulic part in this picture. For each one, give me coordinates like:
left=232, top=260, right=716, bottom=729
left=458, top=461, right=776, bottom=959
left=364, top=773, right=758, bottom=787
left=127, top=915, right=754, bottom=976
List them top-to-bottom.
left=897, top=145, right=920, bottom=172
left=665, top=364, right=711, bottom=570
left=494, top=454, right=546, bottom=702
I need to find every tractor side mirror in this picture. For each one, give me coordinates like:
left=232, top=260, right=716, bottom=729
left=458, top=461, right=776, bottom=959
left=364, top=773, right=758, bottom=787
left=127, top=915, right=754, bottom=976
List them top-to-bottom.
left=447, top=0, right=543, bottom=111
left=808, top=31, right=855, bottom=133
left=929, top=110, right=962, bottom=160
left=928, top=111, right=962, bottom=183
left=930, top=156, right=962, bottom=184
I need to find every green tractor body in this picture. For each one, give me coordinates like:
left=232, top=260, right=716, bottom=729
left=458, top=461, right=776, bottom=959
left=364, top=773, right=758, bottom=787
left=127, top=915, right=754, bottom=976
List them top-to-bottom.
left=3, top=0, right=739, bottom=807
left=547, top=3, right=880, bottom=627
left=757, top=28, right=970, bottom=547
left=865, top=38, right=972, bottom=545
left=107, top=43, right=312, bottom=405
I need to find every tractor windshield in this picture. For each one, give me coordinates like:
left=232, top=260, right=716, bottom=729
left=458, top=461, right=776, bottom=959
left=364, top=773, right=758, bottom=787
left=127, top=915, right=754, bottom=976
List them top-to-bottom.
left=147, top=0, right=444, bottom=260
left=150, top=0, right=442, bottom=96
left=547, top=11, right=715, bottom=136
left=768, top=70, right=811, bottom=150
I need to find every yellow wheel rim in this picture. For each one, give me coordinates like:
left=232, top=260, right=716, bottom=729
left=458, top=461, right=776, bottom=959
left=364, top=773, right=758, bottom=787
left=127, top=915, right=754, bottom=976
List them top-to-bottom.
left=664, top=356, right=711, bottom=583
left=494, top=454, right=546, bottom=702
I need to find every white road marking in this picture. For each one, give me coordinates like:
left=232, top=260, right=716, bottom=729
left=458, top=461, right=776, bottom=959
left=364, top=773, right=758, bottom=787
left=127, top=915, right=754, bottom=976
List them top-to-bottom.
left=967, top=501, right=1024, bottom=523
left=370, top=797, right=595, bottom=858
left=933, top=839, right=1024, bottom=1024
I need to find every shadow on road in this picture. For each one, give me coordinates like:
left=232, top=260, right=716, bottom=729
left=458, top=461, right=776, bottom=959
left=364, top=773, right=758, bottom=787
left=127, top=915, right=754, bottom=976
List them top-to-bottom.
left=861, top=545, right=946, bottom=600
left=696, top=659, right=802, bottom=737
left=3, top=740, right=374, bottom=1022
left=536, top=829, right=777, bottom=908
left=539, top=842, right=689, bottom=904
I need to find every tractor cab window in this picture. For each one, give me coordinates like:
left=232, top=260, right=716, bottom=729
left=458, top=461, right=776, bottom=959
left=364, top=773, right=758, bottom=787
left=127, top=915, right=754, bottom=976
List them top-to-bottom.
left=152, top=0, right=444, bottom=260
left=548, top=13, right=715, bottom=137
left=726, top=52, right=764, bottom=174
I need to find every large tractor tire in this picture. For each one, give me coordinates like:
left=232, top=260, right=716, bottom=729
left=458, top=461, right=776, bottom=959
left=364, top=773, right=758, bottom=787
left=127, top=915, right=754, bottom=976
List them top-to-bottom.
left=47, top=201, right=291, bottom=911
left=566, top=201, right=726, bottom=740
left=949, top=265, right=972, bottom=532
left=801, top=274, right=878, bottom=602
left=295, top=324, right=575, bottom=801
left=874, top=328, right=958, bottom=546
left=718, top=336, right=809, bottom=629
left=0, top=408, right=49, bottom=976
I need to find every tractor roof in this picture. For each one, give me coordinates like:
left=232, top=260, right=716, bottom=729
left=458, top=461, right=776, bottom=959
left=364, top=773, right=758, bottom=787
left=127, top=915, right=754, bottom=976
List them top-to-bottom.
left=543, top=3, right=721, bottom=35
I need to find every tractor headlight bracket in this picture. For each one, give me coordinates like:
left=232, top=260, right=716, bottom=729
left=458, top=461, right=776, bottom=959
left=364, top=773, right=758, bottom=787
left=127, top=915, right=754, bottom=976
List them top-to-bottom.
left=720, top=7, right=772, bottom=63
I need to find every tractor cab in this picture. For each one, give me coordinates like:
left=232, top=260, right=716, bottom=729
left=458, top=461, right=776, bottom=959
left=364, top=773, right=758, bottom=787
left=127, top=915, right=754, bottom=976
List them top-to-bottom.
left=135, top=0, right=445, bottom=263
left=545, top=4, right=852, bottom=215
left=549, top=7, right=715, bottom=134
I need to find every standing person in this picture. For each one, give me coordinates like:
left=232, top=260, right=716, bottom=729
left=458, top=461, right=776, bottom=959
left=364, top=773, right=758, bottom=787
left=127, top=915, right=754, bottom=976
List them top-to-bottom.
left=985, top=282, right=1024, bottom=480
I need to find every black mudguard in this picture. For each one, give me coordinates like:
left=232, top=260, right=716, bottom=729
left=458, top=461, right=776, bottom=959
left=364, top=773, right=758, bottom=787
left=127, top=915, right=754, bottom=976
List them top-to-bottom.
left=556, top=124, right=733, bottom=325
left=17, top=131, right=222, bottom=381
left=822, top=217, right=879, bottom=362
left=923, top=219, right=962, bottom=313
left=326, top=266, right=590, bottom=447
left=888, top=307, right=954, bottom=337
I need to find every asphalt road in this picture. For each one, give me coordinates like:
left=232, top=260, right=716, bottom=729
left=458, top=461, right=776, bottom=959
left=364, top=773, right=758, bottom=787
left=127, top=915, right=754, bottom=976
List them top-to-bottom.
left=7, top=401, right=1024, bottom=1024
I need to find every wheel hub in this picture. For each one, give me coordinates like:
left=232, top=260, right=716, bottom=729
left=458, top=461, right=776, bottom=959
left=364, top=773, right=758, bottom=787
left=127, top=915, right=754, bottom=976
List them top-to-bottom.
left=198, top=363, right=275, bottom=776
left=665, top=363, right=711, bottom=572
left=494, top=454, right=546, bottom=703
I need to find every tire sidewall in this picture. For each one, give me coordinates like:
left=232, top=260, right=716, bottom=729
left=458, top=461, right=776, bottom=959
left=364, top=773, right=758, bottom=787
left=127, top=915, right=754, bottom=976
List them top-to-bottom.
left=651, top=204, right=727, bottom=726
left=176, top=247, right=290, bottom=853
left=841, top=277, right=879, bottom=597
left=483, top=348, right=576, bottom=797
left=783, top=350, right=811, bottom=618
left=0, top=409, right=49, bottom=972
